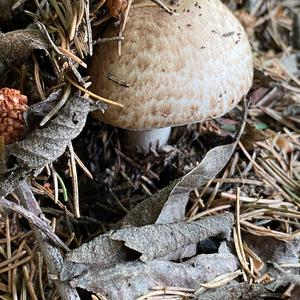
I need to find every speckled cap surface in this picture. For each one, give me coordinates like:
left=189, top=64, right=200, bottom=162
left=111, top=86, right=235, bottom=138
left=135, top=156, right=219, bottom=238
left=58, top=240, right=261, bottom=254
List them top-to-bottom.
left=90, top=0, right=253, bottom=130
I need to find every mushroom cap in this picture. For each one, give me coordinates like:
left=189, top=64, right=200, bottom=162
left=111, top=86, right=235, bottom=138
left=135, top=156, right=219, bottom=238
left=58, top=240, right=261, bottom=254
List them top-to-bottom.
left=90, top=0, right=253, bottom=130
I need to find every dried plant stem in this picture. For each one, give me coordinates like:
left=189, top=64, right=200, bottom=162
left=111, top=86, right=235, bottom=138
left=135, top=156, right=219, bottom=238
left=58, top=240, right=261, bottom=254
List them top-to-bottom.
left=68, top=142, right=80, bottom=218
left=16, top=181, right=80, bottom=300
left=0, top=198, right=68, bottom=251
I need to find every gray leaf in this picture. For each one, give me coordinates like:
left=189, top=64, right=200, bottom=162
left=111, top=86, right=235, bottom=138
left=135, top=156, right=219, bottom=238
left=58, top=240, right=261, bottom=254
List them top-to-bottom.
left=0, top=29, right=49, bottom=62
left=0, top=96, right=104, bottom=196
left=120, top=100, right=247, bottom=226
left=156, top=142, right=237, bottom=224
left=118, top=143, right=237, bottom=227
left=112, top=213, right=233, bottom=262
left=61, top=234, right=125, bottom=281
left=67, top=243, right=237, bottom=300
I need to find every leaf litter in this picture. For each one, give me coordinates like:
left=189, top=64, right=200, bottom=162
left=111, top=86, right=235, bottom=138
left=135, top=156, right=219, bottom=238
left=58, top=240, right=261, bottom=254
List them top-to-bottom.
left=0, top=0, right=300, bottom=299
left=0, top=95, right=105, bottom=197
left=60, top=106, right=246, bottom=298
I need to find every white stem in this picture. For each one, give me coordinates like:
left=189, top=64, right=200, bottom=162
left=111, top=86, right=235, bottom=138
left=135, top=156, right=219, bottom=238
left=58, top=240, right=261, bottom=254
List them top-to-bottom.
left=121, top=127, right=171, bottom=153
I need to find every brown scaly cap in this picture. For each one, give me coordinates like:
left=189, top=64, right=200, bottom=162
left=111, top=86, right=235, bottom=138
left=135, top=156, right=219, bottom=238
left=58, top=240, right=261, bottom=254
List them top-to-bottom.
left=90, top=0, right=253, bottom=130
left=0, top=88, right=28, bottom=144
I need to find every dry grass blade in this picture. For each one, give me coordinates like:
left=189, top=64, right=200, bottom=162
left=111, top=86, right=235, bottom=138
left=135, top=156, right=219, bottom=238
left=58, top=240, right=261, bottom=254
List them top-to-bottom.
left=58, top=47, right=87, bottom=68
left=32, top=53, right=46, bottom=100
left=65, top=74, right=123, bottom=107
left=40, top=83, right=71, bottom=126
left=68, top=142, right=80, bottom=218
left=233, top=188, right=255, bottom=281
left=188, top=205, right=231, bottom=221
left=240, top=220, right=294, bottom=241
left=0, top=251, right=27, bottom=269
left=0, top=255, right=33, bottom=275
left=22, top=265, right=38, bottom=300
left=195, top=270, right=242, bottom=294
left=137, top=289, right=195, bottom=300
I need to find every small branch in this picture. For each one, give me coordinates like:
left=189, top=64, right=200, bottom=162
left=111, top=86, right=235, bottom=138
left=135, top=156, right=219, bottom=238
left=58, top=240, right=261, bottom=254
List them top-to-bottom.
left=15, top=181, right=80, bottom=300
left=0, top=197, right=69, bottom=252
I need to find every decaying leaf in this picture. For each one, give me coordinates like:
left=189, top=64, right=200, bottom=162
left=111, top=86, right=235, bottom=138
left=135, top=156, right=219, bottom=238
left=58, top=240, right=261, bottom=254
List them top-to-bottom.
left=0, top=29, right=49, bottom=62
left=23, top=89, right=63, bottom=127
left=0, top=96, right=105, bottom=197
left=59, top=101, right=248, bottom=299
left=119, top=138, right=240, bottom=228
left=118, top=142, right=238, bottom=227
left=155, top=142, right=238, bottom=224
left=118, top=180, right=179, bottom=227
left=62, top=213, right=233, bottom=270
left=112, top=213, right=233, bottom=262
left=243, top=233, right=300, bottom=283
left=61, top=234, right=125, bottom=281
left=244, top=234, right=300, bottom=266
left=63, top=242, right=237, bottom=300
left=198, top=281, right=283, bottom=300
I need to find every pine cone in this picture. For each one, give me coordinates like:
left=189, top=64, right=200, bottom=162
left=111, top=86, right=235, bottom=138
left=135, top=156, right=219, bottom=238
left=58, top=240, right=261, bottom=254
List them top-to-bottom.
left=107, top=0, right=128, bottom=18
left=0, top=88, right=28, bottom=144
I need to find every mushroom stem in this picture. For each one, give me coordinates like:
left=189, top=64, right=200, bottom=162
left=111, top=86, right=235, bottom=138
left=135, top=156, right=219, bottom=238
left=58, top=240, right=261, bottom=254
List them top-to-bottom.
left=121, top=127, right=171, bottom=153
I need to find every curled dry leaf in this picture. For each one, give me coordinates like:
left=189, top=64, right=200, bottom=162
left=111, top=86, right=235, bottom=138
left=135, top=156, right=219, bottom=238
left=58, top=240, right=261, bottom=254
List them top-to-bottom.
left=0, top=29, right=49, bottom=62
left=23, top=89, right=63, bottom=129
left=0, top=96, right=105, bottom=197
left=118, top=142, right=239, bottom=227
left=155, top=142, right=238, bottom=224
left=118, top=180, right=178, bottom=227
left=62, top=213, right=233, bottom=273
left=112, top=213, right=234, bottom=262
left=243, top=233, right=300, bottom=283
left=61, top=234, right=125, bottom=280
left=243, top=234, right=300, bottom=266
left=62, top=242, right=237, bottom=300
left=197, top=281, right=283, bottom=300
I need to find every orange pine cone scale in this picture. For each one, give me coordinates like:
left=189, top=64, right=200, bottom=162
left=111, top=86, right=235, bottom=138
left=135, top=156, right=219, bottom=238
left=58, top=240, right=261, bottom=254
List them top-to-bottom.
left=0, top=88, right=28, bottom=144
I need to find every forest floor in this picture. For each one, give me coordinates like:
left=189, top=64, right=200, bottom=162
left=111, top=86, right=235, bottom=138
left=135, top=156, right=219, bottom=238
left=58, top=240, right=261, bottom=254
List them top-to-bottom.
left=0, top=0, right=300, bottom=299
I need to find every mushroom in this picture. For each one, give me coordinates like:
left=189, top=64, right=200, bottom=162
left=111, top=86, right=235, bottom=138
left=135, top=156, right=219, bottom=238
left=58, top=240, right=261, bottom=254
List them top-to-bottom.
left=89, top=0, right=253, bottom=153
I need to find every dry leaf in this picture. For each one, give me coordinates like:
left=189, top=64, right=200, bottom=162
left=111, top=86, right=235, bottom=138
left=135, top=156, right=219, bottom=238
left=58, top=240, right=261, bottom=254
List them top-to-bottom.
left=0, top=29, right=49, bottom=62
left=0, top=96, right=105, bottom=197
left=119, top=142, right=239, bottom=227
left=156, top=142, right=238, bottom=224
left=118, top=181, right=178, bottom=227
left=112, top=213, right=233, bottom=262
left=61, top=234, right=125, bottom=281
left=243, top=234, right=300, bottom=266
left=63, top=242, right=237, bottom=300
left=198, top=282, right=282, bottom=300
